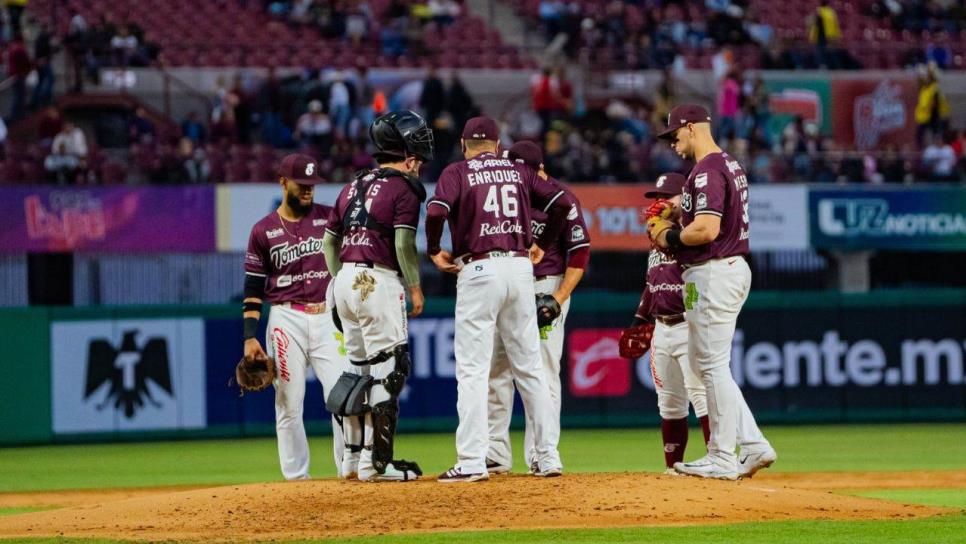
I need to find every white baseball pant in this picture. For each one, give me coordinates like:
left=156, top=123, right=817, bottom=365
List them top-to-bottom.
left=454, top=256, right=560, bottom=475
left=682, top=257, right=769, bottom=470
left=332, top=263, right=408, bottom=472
left=487, top=274, right=569, bottom=470
left=266, top=303, right=348, bottom=480
left=650, top=320, right=707, bottom=420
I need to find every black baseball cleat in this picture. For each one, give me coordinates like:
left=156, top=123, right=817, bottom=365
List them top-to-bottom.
left=485, top=458, right=511, bottom=474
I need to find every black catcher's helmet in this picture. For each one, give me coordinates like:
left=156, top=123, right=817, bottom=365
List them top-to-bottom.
left=369, top=110, right=435, bottom=163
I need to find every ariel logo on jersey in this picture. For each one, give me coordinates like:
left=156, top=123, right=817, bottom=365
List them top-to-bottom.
left=467, top=159, right=484, bottom=171
left=313, top=219, right=326, bottom=227
left=479, top=220, right=524, bottom=236
left=266, top=228, right=284, bottom=239
left=269, top=237, right=325, bottom=268
left=84, top=330, right=172, bottom=418
left=568, top=330, right=631, bottom=397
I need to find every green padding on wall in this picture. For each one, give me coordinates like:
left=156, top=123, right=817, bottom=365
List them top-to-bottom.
left=0, top=308, right=51, bottom=444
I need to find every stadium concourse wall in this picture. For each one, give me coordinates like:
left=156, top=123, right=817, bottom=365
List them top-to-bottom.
left=1, top=290, right=964, bottom=446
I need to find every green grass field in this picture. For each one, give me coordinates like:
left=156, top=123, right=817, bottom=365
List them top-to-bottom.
left=1, top=424, right=964, bottom=543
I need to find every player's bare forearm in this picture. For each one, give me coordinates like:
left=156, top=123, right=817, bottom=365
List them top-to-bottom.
left=656, top=214, right=720, bottom=248
left=321, top=231, right=343, bottom=276
left=552, top=266, right=584, bottom=304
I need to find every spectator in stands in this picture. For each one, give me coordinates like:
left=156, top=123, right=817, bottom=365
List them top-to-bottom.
left=5, top=0, right=26, bottom=35
left=429, top=0, right=461, bottom=26
left=808, top=0, right=842, bottom=69
left=539, top=1, right=565, bottom=41
left=345, top=4, right=371, bottom=44
left=65, top=9, right=89, bottom=93
left=31, top=23, right=57, bottom=110
left=110, top=24, right=139, bottom=67
left=5, top=32, right=31, bottom=124
left=915, top=63, right=950, bottom=145
left=419, top=66, right=446, bottom=126
left=530, top=66, right=571, bottom=135
left=257, top=67, right=285, bottom=147
left=717, top=69, right=741, bottom=141
left=327, top=71, right=352, bottom=136
left=446, top=71, right=476, bottom=133
left=229, top=74, right=253, bottom=144
left=294, top=99, right=333, bottom=150
left=37, top=106, right=63, bottom=146
left=129, top=107, right=156, bottom=144
left=181, top=111, right=207, bottom=145
left=45, top=122, right=88, bottom=184
left=922, top=132, right=959, bottom=182
left=178, top=137, right=210, bottom=184
left=152, top=140, right=185, bottom=184
left=878, top=143, right=912, bottom=183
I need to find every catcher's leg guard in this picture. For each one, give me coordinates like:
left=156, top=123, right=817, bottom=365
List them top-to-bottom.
left=370, top=344, right=420, bottom=475
left=325, top=372, right=374, bottom=416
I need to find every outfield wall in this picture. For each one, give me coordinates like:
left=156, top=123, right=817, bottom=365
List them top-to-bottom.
left=1, top=290, right=963, bottom=446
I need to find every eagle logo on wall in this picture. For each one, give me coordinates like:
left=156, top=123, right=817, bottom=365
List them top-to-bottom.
left=84, top=330, right=173, bottom=418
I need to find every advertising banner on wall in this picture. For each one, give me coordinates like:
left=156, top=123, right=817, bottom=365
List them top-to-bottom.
left=764, top=78, right=833, bottom=139
left=831, top=78, right=918, bottom=150
left=566, top=184, right=657, bottom=251
left=748, top=185, right=809, bottom=251
left=0, top=186, right=215, bottom=253
left=809, top=186, right=966, bottom=250
left=561, top=303, right=965, bottom=421
left=50, top=319, right=207, bottom=434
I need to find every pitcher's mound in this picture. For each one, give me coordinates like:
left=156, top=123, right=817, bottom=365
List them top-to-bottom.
left=0, top=472, right=946, bottom=542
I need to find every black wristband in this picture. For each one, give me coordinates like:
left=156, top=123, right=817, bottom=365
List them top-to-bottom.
left=665, top=228, right=684, bottom=250
left=243, top=301, right=261, bottom=313
left=243, top=317, right=259, bottom=340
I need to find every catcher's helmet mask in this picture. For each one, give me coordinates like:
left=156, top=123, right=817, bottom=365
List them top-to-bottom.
left=370, top=110, right=435, bottom=163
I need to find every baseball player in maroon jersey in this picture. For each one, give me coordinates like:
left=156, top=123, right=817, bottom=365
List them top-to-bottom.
left=649, top=104, right=776, bottom=480
left=321, top=111, right=432, bottom=482
left=426, top=116, right=571, bottom=482
left=486, top=141, right=590, bottom=475
left=242, top=153, right=349, bottom=480
left=619, top=173, right=711, bottom=475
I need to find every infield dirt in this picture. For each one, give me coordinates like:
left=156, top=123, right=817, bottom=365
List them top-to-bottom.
left=0, top=471, right=960, bottom=542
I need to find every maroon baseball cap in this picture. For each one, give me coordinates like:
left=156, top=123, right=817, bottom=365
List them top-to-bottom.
left=656, top=104, right=713, bottom=140
left=462, top=116, right=499, bottom=141
left=507, top=141, right=543, bottom=169
left=277, top=153, right=325, bottom=184
left=644, top=172, right=687, bottom=198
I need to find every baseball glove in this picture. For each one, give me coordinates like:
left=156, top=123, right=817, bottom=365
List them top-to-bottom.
left=643, top=199, right=674, bottom=221
left=644, top=199, right=675, bottom=240
left=535, top=293, right=562, bottom=328
left=618, top=323, right=654, bottom=359
left=234, top=354, right=276, bottom=394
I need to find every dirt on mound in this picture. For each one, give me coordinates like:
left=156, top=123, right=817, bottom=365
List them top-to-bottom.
left=0, top=472, right=949, bottom=542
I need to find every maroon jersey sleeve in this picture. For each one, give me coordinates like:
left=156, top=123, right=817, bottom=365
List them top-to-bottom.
left=428, top=166, right=461, bottom=214
left=692, top=169, right=727, bottom=217
left=528, top=170, right=565, bottom=213
left=393, top=184, right=421, bottom=230
left=324, top=187, right=347, bottom=237
left=563, top=192, right=590, bottom=253
left=244, top=227, right=268, bottom=279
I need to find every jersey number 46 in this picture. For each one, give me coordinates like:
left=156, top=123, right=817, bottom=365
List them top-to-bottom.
left=483, top=185, right=519, bottom=218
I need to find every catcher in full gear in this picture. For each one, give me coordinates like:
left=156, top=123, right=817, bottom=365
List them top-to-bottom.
left=321, top=110, right=433, bottom=481
left=620, top=173, right=710, bottom=474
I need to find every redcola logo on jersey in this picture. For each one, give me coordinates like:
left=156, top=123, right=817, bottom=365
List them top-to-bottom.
left=479, top=220, right=525, bottom=237
left=568, top=329, right=631, bottom=397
